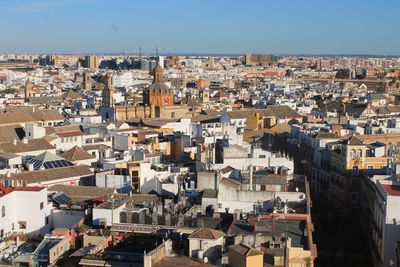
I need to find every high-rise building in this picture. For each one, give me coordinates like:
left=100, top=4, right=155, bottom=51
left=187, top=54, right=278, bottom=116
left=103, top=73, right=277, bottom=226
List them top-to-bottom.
left=245, top=53, right=252, bottom=65
left=85, top=55, right=100, bottom=69
left=140, top=59, right=149, bottom=71
left=149, top=60, right=157, bottom=72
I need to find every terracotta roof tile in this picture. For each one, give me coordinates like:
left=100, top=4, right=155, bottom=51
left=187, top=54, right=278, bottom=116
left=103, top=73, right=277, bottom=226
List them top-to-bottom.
left=0, top=138, right=54, bottom=153
left=61, top=146, right=96, bottom=161
left=3, top=165, right=92, bottom=183
left=188, top=228, right=224, bottom=240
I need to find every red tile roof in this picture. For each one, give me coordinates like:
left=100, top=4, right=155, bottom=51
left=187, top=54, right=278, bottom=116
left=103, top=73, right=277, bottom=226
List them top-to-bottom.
left=56, top=131, right=83, bottom=138
left=381, top=184, right=400, bottom=196
left=0, top=186, right=45, bottom=197
left=188, top=228, right=224, bottom=240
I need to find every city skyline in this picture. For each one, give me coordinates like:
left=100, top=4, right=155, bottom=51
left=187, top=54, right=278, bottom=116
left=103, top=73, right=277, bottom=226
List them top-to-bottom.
left=1, top=0, right=400, bottom=55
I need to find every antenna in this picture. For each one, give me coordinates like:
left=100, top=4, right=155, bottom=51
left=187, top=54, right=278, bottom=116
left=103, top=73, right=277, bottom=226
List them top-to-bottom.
left=139, top=45, right=142, bottom=59
left=156, top=47, right=159, bottom=58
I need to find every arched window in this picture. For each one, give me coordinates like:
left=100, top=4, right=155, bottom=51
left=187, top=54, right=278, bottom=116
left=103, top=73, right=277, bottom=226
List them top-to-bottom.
left=1, top=206, right=5, bottom=218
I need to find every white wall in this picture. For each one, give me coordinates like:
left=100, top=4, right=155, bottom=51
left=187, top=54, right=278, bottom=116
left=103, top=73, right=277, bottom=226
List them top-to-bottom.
left=114, top=134, right=129, bottom=151
left=0, top=188, right=52, bottom=237
left=92, top=202, right=126, bottom=227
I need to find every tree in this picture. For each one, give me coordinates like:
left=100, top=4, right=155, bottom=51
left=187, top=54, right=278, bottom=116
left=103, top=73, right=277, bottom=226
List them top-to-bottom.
left=335, top=69, right=350, bottom=79
left=2, top=88, right=16, bottom=94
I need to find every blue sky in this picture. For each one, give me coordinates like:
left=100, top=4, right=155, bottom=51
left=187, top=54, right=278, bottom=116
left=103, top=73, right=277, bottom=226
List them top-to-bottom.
left=0, top=0, right=399, bottom=55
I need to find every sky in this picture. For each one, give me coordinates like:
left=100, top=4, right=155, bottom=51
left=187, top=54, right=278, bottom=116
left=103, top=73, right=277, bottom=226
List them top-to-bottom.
left=0, top=0, right=399, bottom=55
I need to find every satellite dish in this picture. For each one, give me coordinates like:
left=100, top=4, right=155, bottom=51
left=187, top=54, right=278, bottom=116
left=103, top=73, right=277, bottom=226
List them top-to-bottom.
left=203, top=257, right=208, bottom=263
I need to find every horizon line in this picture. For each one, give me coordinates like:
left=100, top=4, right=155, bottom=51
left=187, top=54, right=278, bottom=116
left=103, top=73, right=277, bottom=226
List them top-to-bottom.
left=1, top=52, right=400, bottom=58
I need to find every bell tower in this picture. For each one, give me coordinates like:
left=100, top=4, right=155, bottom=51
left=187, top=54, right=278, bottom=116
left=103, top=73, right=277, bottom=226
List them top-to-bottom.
left=152, top=64, right=163, bottom=83
left=24, top=78, right=33, bottom=102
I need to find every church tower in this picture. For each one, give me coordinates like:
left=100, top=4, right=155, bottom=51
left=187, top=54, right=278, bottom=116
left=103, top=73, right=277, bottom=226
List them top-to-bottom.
left=143, top=60, right=173, bottom=107
left=152, top=62, right=164, bottom=83
left=82, top=71, right=92, bottom=90
left=102, top=74, right=114, bottom=108
left=24, top=78, right=33, bottom=102
left=200, top=88, right=210, bottom=103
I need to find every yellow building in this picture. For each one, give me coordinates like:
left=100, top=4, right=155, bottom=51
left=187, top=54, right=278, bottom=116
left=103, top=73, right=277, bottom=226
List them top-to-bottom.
left=344, top=136, right=388, bottom=171
left=228, top=243, right=263, bottom=267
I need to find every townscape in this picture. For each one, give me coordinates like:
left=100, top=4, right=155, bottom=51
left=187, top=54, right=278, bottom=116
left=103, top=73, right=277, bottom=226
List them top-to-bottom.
left=0, top=52, right=399, bottom=267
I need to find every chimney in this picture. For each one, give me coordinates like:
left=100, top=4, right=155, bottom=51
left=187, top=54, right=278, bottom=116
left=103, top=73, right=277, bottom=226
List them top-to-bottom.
left=12, top=138, right=17, bottom=145
left=22, top=138, right=28, bottom=144
left=27, top=163, right=34, bottom=171
left=249, top=165, right=253, bottom=191
left=233, top=209, right=241, bottom=221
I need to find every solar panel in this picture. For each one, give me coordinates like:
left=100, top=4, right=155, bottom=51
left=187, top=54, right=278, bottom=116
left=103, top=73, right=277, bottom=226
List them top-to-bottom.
left=60, top=160, right=68, bottom=167
left=51, top=161, right=61, bottom=167
left=56, top=161, right=64, bottom=167
left=43, top=162, right=52, bottom=169
left=52, top=193, right=72, bottom=205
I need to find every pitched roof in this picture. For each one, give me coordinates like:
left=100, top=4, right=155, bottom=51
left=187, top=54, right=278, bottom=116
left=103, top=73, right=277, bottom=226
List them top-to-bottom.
left=63, top=90, right=82, bottom=100
left=214, top=91, right=228, bottom=98
left=29, top=96, right=63, bottom=105
left=181, top=97, right=202, bottom=107
left=264, top=105, right=301, bottom=119
left=0, top=108, right=64, bottom=124
left=30, top=109, right=64, bottom=122
left=226, top=110, right=253, bottom=119
left=0, top=111, right=37, bottom=125
left=191, top=114, right=220, bottom=123
left=0, top=125, right=25, bottom=144
left=45, top=125, right=82, bottom=135
left=56, top=131, right=83, bottom=138
left=315, top=132, right=339, bottom=139
left=347, top=136, right=364, bottom=145
left=0, top=138, right=54, bottom=153
left=82, top=144, right=111, bottom=151
left=62, top=146, right=96, bottom=161
left=30, top=151, right=74, bottom=170
left=34, top=151, right=65, bottom=162
left=3, top=165, right=92, bottom=183
left=220, top=166, right=236, bottom=174
left=48, top=184, right=115, bottom=203
left=228, top=222, right=254, bottom=235
left=188, top=228, right=224, bottom=240
left=229, top=243, right=263, bottom=257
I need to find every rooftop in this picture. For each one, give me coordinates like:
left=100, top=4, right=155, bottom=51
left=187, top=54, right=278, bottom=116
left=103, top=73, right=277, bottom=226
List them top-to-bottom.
left=3, top=165, right=92, bottom=183
left=380, top=183, right=400, bottom=196
left=188, top=228, right=224, bottom=240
